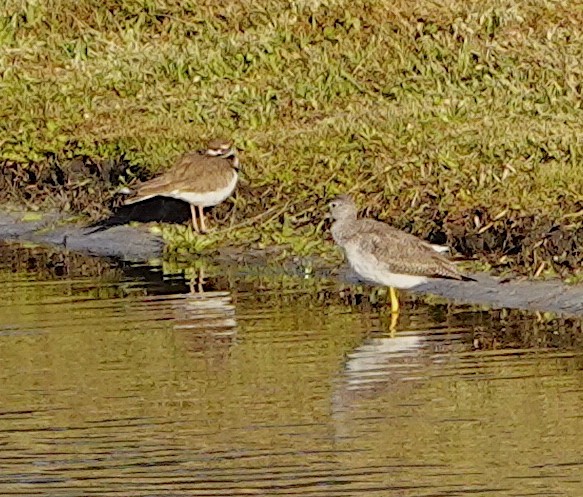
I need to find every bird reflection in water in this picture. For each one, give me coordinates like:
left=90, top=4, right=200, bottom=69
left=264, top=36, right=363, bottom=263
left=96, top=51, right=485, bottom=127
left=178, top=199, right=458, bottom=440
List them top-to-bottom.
left=172, top=266, right=238, bottom=368
left=332, top=322, right=427, bottom=438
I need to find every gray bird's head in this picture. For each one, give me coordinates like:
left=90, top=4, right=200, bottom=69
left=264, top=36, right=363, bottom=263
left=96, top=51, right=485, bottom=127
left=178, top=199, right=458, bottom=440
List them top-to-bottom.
left=204, top=139, right=237, bottom=158
left=328, top=194, right=358, bottom=221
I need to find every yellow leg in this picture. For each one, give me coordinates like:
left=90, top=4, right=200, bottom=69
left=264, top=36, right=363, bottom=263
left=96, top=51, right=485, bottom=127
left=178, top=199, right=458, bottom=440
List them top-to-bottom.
left=190, top=204, right=199, bottom=233
left=197, top=205, right=207, bottom=233
left=389, top=287, right=399, bottom=314
left=389, top=312, right=399, bottom=334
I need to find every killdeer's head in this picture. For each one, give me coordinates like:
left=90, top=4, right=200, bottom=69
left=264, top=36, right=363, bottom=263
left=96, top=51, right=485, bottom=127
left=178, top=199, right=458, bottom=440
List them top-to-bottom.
left=204, top=139, right=236, bottom=159
left=328, top=194, right=358, bottom=221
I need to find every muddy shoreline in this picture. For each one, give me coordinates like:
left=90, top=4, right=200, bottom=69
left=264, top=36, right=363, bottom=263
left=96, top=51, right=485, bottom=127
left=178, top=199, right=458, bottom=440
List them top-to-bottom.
left=2, top=209, right=583, bottom=317
left=0, top=210, right=164, bottom=261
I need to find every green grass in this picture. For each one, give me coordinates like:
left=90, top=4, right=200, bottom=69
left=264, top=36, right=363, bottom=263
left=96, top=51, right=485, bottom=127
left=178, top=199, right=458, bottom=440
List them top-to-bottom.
left=2, top=0, right=583, bottom=276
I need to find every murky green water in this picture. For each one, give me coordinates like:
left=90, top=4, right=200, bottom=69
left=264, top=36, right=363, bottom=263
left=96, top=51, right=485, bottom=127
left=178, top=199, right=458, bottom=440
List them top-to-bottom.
left=1, top=243, right=582, bottom=496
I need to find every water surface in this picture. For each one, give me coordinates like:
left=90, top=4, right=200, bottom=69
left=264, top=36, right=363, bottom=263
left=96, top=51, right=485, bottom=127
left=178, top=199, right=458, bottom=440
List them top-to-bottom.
left=1, top=243, right=582, bottom=496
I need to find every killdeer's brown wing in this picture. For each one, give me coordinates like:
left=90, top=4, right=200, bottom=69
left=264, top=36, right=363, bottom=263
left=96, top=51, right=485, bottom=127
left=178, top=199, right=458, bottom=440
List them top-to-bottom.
left=130, top=152, right=235, bottom=201
left=354, top=219, right=467, bottom=280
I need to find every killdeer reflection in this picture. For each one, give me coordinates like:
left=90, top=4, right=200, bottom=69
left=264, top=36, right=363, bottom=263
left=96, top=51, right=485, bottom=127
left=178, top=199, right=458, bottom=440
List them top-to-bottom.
left=123, top=139, right=239, bottom=233
left=329, top=194, right=475, bottom=314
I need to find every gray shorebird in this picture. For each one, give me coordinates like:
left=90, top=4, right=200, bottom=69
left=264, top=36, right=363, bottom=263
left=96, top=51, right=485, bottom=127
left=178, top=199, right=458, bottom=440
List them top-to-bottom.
left=123, top=139, right=239, bottom=233
left=329, top=194, right=474, bottom=314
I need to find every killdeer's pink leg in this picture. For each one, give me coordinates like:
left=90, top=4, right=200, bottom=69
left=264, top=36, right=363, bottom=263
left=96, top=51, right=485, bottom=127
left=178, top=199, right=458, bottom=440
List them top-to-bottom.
left=190, top=204, right=199, bottom=233
left=197, top=205, right=207, bottom=233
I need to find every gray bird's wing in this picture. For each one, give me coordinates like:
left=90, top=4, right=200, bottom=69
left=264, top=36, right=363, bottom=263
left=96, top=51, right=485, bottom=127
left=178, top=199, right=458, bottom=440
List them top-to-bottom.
left=356, top=220, right=465, bottom=280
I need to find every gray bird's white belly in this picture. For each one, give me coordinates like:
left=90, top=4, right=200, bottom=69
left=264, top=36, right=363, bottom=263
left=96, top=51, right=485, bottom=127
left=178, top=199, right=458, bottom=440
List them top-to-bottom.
left=345, top=245, right=429, bottom=289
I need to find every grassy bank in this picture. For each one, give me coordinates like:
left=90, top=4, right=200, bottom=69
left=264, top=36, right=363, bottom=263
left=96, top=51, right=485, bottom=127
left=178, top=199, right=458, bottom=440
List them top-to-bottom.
left=2, top=0, right=583, bottom=277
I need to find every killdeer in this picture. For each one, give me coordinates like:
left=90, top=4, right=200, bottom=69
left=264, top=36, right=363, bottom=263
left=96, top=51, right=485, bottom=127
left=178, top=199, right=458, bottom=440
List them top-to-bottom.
left=123, top=139, right=239, bottom=233
left=329, top=194, right=475, bottom=314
